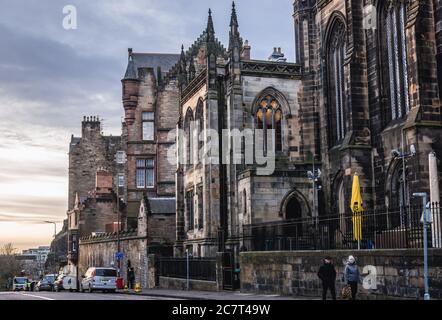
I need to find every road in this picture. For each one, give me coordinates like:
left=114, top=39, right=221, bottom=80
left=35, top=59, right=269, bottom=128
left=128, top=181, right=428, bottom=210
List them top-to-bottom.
left=0, top=291, right=181, bottom=300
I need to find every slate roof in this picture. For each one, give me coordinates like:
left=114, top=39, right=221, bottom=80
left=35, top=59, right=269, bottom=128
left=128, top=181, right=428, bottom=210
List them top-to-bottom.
left=124, top=53, right=181, bottom=79
left=148, top=197, right=176, bottom=214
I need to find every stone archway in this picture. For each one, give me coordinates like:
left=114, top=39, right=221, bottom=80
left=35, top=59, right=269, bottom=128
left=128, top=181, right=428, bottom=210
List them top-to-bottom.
left=280, top=189, right=311, bottom=220
left=280, top=190, right=311, bottom=241
left=285, top=196, right=303, bottom=238
left=286, top=196, right=302, bottom=221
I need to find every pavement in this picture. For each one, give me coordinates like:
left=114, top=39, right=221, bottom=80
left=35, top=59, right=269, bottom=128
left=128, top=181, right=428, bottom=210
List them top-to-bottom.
left=115, top=288, right=308, bottom=300
left=0, top=289, right=308, bottom=300
left=0, top=291, right=181, bottom=300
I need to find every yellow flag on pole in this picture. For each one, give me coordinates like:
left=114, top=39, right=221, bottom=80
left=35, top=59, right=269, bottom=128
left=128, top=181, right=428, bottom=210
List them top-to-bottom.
left=350, top=173, right=363, bottom=242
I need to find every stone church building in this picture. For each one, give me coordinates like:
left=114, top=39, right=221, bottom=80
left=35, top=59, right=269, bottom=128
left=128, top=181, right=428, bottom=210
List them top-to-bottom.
left=175, top=0, right=442, bottom=258
left=293, top=0, right=442, bottom=230
left=174, top=5, right=310, bottom=258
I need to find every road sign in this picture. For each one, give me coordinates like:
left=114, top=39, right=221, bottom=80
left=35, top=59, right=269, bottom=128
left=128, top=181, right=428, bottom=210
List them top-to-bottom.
left=115, top=252, right=124, bottom=260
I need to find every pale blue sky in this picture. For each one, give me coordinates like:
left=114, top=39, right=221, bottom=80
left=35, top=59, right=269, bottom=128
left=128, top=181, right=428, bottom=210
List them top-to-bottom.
left=0, top=0, right=295, bottom=250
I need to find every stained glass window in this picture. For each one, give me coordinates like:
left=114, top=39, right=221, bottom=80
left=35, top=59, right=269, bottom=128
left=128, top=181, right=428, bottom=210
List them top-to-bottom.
left=383, top=1, right=410, bottom=120
left=255, top=95, right=283, bottom=154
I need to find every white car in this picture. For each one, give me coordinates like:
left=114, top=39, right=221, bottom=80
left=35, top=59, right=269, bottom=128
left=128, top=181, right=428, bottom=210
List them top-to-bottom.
left=80, top=267, right=117, bottom=293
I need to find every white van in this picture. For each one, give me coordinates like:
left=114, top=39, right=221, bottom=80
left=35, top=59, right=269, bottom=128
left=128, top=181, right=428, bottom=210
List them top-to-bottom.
left=80, top=267, right=117, bottom=293
left=12, top=277, right=28, bottom=291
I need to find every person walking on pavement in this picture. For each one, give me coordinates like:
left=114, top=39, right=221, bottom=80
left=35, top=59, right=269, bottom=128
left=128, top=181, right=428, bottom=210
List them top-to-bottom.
left=344, top=255, right=360, bottom=300
left=317, top=256, right=337, bottom=300
left=128, top=267, right=135, bottom=289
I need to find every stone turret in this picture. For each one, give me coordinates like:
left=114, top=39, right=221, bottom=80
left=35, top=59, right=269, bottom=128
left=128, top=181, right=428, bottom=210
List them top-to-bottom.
left=121, top=48, right=140, bottom=126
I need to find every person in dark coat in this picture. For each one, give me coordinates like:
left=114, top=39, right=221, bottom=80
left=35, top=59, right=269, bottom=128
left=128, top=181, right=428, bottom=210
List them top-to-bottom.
left=317, top=256, right=337, bottom=300
left=128, top=267, right=135, bottom=289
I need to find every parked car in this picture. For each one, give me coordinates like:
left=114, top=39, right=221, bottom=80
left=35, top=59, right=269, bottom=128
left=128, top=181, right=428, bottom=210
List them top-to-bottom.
left=80, top=267, right=117, bottom=293
left=35, top=274, right=57, bottom=291
left=53, top=274, right=77, bottom=292
left=12, top=276, right=28, bottom=291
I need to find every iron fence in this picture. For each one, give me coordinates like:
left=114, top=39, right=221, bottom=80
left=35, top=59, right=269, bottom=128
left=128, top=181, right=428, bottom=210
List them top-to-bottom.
left=242, top=203, right=442, bottom=251
left=158, top=257, right=217, bottom=282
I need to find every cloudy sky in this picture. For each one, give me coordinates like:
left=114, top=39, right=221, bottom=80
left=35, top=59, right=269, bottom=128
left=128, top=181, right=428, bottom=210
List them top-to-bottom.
left=0, top=0, right=295, bottom=251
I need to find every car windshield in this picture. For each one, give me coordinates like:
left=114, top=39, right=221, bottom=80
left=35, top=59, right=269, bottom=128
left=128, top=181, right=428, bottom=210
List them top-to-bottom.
left=95, top=269, right=116, bottom=277
left=44, top=275, right=55, bottom=283
left=14, top=278, right=27, bottom=284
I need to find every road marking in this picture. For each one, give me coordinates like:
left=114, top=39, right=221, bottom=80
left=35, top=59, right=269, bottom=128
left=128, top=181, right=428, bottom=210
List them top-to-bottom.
left=14, top=292, right=55, bottom=300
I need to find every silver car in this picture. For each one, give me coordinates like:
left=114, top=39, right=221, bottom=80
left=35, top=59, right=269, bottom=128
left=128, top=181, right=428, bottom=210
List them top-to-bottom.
left=80, top=267, right=117, bottom=293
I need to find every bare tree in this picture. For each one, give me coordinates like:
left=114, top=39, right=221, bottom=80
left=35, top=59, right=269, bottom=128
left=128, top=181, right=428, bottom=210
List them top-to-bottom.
left=0, top=243, right=22, bottom=291
left=0, top=243, right=17, bottom=255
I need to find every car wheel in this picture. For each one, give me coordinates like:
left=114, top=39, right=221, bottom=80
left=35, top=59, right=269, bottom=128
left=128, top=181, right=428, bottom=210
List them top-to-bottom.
left=88, top=285, right=93, bottom=293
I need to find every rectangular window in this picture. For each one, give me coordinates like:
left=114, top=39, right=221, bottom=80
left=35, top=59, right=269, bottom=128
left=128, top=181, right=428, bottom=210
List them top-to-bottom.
left=142, top=112, right=155, bottom=141
left=116, top=151, right=126, bottom=164
left=136, top=159, right=155, bottom=189
left=118, top=174, right=125, bottom=187
left=198, top=186, right=203, bottom=229
left=186, top=190, right=194, bottom=231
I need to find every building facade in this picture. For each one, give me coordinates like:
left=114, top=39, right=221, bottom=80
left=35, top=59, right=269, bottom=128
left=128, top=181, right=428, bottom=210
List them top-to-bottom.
left=293, top=0, right=442, bottom=222
left=174, top=5, right=316, bottom=258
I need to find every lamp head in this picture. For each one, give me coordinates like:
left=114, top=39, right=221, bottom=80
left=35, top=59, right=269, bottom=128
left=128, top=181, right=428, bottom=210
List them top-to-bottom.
left=410, top=144, right=416, bottom=156
left=391, top=149, right=401, bottom=158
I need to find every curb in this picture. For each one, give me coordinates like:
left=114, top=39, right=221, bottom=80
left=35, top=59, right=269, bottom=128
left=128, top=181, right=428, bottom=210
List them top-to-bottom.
left=116, top=290, right=207, bottom=300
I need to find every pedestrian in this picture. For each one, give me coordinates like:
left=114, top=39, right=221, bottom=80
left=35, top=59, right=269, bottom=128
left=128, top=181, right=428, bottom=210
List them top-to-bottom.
left=344, top=255, right=360, bottom=300
left=317, top=256, right=337, bottom=300
left=128, top=267, right=135, bottom=289
left=6, top=277, right=12, bottom=291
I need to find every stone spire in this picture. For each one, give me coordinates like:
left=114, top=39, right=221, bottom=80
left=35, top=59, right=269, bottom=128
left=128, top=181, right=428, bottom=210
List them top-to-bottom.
left=229, top=1, right=241, bottom=52
left=230, top=1, right=238, bottom=29
left=206, top=9, right=215, bottom=43
left=178, top=44, right=188, bottom=90
left=179, top=44, right=187, bottom=71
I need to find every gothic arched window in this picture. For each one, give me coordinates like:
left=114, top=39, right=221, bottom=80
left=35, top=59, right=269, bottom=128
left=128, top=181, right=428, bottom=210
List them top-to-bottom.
left=381, top=1, right=410, bottom=121
left=327, top=18, right=346, bottom=144
left=255, top=95, right=283, bottom=154
left=195, top=100, right=204, bottom=161
left=184, top=108, right=193, bottom=165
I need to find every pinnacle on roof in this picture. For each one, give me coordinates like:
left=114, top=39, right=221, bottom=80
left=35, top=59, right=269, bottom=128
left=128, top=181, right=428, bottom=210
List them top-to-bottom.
left=230, top=1, right=238, bottom=28
left=206, top=8, right=215, bottom=42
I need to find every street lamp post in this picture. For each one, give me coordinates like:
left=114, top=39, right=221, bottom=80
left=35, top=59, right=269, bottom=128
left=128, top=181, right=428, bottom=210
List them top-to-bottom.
left=391, top=143, right=416, bottom=226
left=115, top=151, right=127, bottom=279
left=412, top=192, right=431, bottom=301
left=45, top=221, right=57, bottom=275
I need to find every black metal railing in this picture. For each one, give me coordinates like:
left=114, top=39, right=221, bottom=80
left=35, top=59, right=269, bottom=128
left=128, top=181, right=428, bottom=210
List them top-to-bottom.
left=242, top=203, right=442, bottom=251
left=158, top=257, right=217, bottom=282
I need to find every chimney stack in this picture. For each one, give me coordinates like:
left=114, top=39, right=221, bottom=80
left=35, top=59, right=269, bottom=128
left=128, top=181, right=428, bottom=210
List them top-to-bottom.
left=241, top=40, right=251, bottom=60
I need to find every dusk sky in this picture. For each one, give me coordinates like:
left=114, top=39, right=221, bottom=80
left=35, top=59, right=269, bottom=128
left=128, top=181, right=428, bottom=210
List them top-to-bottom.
left=0, top=0, right=295, bottom=251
